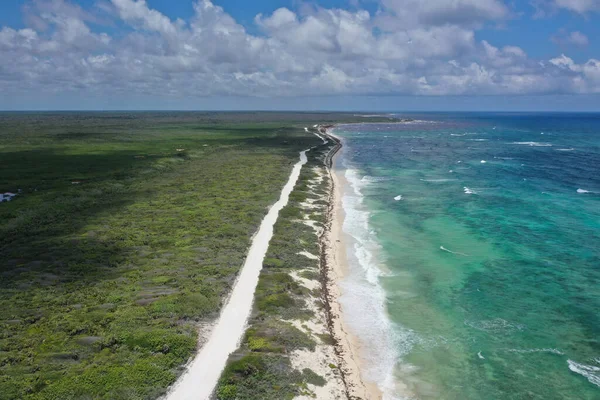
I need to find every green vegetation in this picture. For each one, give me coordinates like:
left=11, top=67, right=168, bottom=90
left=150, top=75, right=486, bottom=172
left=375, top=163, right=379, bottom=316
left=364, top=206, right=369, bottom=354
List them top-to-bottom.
left=0, top=112, right=356, bottom=400
left=216, top=137, right=339, bottom=399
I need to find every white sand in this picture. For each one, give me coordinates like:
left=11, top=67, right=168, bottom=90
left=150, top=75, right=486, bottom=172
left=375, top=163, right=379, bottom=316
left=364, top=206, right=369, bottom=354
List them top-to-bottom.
left=165, top=149, right=310, bottom=400
left=0, top=193, right=17, bottom=202
left=297, top=251, right=319, bottom=260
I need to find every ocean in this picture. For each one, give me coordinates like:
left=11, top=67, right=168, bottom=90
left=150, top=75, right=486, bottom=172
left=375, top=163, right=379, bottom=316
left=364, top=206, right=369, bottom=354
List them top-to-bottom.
left=332, top=113, right=600, bottom=400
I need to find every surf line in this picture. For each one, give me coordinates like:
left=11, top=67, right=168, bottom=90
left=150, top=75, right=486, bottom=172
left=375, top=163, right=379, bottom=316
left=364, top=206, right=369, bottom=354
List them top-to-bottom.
left=165, top=148, right=311, bottom=400
left=440, top=246, right=470, bottom=257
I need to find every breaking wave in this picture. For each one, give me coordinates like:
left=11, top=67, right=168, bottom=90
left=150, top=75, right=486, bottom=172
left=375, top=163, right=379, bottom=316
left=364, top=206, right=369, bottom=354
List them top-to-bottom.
left=567, top=360, right=600, bottom=387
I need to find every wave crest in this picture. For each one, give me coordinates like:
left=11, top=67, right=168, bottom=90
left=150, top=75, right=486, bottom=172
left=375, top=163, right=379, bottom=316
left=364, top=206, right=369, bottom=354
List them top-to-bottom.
left=567, top=359, right=600, bottom=387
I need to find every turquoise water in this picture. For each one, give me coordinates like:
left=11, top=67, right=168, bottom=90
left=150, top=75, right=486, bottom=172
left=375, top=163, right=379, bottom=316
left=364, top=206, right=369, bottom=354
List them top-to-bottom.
left=334, top=113, right=600, bottom=400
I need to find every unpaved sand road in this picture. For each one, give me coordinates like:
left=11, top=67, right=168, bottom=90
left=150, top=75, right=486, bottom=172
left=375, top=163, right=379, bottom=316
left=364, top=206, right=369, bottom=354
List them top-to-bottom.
left=165, top=149, right=310, bottom=400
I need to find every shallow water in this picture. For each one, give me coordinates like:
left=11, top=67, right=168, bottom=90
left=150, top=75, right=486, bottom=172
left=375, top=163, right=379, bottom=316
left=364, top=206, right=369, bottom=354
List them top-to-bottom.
left=334, top=113, right=600, bottom=400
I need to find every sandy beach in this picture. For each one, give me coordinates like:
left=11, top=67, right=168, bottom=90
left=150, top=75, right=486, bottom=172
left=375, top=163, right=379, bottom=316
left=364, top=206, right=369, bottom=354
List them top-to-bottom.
left=321, top=128, right=383, bottom=400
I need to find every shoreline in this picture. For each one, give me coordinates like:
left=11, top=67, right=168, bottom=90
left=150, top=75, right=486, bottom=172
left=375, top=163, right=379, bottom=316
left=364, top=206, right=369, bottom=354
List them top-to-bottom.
left=320, top=126, right=383, bottom=400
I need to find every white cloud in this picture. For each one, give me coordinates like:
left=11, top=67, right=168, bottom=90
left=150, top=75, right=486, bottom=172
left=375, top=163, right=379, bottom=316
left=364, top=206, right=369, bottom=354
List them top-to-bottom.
left=0, top=0, right=599, bottom=100
left=111, top=0, right=179, bottom=36
left=379, top=0, right=509, bottom=27
left=533, top=0, right=600, bottom=17
left=554, top=0, right=600, bottom=13
left=552, top=30, right=589, bottom=47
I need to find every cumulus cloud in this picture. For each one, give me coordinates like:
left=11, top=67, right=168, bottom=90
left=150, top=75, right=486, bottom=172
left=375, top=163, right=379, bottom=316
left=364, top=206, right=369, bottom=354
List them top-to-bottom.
left=0, top=0, right=599, bottom=101
left=111, top=0, right=180, bottom=36
left=551, top=29, right=589, bottom=47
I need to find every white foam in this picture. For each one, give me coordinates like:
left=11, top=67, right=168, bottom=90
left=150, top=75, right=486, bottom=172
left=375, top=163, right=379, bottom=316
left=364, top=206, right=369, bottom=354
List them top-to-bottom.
left=304, top=127, right=309, bottom=132
left=469, top=139, right=488, bottom=141
left=511, top=142, right=553, bottom=147
left=556, top=148, right=575, bottom=151
left=480, top=160, right=487, bottom=164
left=341, top=166, right=410, bottom=399
left=361, top=175, right=390, bottom=183
left=420, top=178, right=458, bottom=182
left=421, top=178, right=458, bottom=183
left=464, top=187, right=477, bottom=195
left=577, top=189, right=592, bottom=194
left=394, top=195, right=403, bottom=201
left=440, top=246, right=469, bottom=257
left=464, top=318, right=525, bottom=333
left=506, top=348, right=564, bottom=355
left=478, top=351, right=485, bottom=359
left=567, top=360, right=600, bottom=387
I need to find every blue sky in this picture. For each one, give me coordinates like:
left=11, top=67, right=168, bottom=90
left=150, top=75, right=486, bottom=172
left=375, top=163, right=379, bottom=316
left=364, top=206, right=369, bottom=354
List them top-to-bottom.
left=0, top=0, right=599, bottom=110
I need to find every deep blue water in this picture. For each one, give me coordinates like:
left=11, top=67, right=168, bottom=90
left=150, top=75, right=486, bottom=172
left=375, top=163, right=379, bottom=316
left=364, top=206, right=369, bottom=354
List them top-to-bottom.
left=334, top=113, right=600, bottom=400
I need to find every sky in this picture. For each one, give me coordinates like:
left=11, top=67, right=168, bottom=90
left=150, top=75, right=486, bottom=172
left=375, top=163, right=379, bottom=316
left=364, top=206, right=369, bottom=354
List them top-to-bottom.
left=0, top=0, right=599, bottom=111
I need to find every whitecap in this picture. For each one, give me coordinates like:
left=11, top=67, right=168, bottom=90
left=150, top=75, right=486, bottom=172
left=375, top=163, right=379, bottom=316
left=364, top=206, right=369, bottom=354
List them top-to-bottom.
left=451, top=133, right=467, bottom=137
left=469, top=139, right=488, bottom=142
left=511, top=142, right=553, bottom=147
left=556, top=148, right=575, bottom=151
left=481, top=160, right=487, bottom=164
left=361, top=175, right=390, bottom=183
left=420, top=178, right=458, bottom=182
left=464, top=187, right=477, bottom=195
left=577, top=189, right=592, bottom=194
left=394, top=195, right=403, bottom=201
left=440, top=246, right=469, bottom=257
left=464, top=318, right=525, bottom=333
left=506, top=348, right=564, bottom=355
left=478, top=352, right=485, bottom=360
left=567, top=360, right=600, bottom=387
